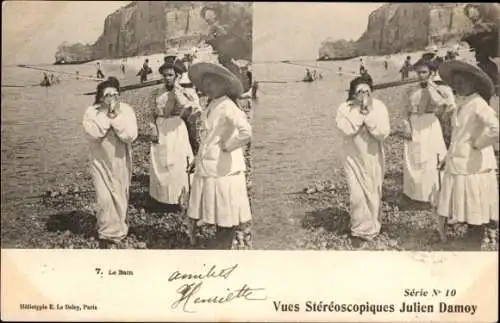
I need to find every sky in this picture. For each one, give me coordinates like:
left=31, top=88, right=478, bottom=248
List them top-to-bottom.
left=2, top=1, right=383, bottom=65
left=2, top=1, right=130, bottom=65
left=253, top=2, right=384, bottom=62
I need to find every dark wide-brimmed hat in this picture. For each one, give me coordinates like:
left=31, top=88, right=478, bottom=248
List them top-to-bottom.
left=200, top=5, right=220, bottom=20
left=159, top=58, right=186, bottom=75
left=438, top=60, right=495, bottom=97
left=188, top=62, right=244, bottom=98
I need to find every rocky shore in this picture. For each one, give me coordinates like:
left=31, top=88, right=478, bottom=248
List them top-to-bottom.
left=1, top=85, right=254, bottom=249
left=288, top=85, right=499, bottom=252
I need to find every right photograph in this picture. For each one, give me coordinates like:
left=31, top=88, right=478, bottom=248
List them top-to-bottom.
left=251, top=2, right=499, bottom=251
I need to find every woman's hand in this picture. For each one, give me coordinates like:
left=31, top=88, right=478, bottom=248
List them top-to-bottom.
left=240, top=90, right=252, bottom=99
left=107, top=102, right=120, bottom=119
left=107, top=111, right=118, bottom=119
left=149, top=123, right=159, bottom=144
left=221, top=142, right=230, bottom=153
left=438, top=158, right=446, bottom=171
left=187, top=161, right=196, bottom=174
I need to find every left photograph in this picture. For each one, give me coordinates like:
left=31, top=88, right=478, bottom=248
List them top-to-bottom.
left=1, top=1, right=254, bottom=250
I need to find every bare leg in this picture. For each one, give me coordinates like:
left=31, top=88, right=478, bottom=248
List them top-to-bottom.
left=437, top=215, right=448, bottom=242
left=188, top=218, right=197, bottom=246
left=467, top=224, right=485, bottom=248
left=210, top=226, right=235, bottom=250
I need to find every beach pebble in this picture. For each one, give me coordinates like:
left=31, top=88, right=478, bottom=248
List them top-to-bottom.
left=305, top=187, right=316, bottom=194
left=388, top=239, right=398, bottom=248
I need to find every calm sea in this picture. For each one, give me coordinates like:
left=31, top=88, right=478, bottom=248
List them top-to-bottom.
left=251, top=59, right=400, bottom=248
left=1, top=62, right=140, bottom=208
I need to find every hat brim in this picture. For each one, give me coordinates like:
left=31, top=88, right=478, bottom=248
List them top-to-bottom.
left=438, top=60, right=495, bottom=96
left=159, top=61, right=186, bottom=75
left=188, top=62, right=244, bottom=98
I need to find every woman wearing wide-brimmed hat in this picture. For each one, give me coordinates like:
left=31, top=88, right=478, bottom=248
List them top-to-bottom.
left=148, top=58, right=200, bottom=209
left=401, top=59, right=456, bottom=204
left=436, top=60, right=499, bottom=244
left=187, top=62, right=253, bottom=249
left=83, top=77, right=138, bottom=248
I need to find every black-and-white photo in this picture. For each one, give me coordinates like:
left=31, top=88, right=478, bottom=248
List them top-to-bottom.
left=2, top=1, right=253, bottom=250
left=1, top=2, right=499, bottom=253
left=1, top=2, right=499, bottom=322
left=251, top=2, right=499, bottom=251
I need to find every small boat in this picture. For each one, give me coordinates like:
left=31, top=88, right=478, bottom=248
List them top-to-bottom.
left=317, top=55, right=358, bottom=62
left=53, top=59, right=94, bottom=65
left=302, top=77, right=314, bottom=82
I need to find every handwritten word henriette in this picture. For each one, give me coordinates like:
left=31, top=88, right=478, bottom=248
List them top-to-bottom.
left=168, top=264, right=238, bottom=282
left=168, top=264, right=267, bottom=313
left=171, top=281, right=267, bottom=313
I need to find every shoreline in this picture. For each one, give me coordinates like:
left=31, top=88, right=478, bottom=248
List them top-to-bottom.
left=1, top=59, right=498, bottom=250
left=0, top=83, right=254, bottom=250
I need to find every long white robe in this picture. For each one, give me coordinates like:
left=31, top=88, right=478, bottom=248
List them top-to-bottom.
left=403, top=84, right=456, bottom=202
left=149, top=87, right=197, bottom=204
left=336, top=99, right=391, bottom=239
left=82, top=103, right=138, bottom=242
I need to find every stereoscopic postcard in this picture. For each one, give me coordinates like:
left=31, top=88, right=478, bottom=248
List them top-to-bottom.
left=2, top=1, right=498, bottom=322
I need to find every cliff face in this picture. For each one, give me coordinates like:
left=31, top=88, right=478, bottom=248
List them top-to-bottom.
left=55, top=1, right=252, bottom=63
left=318, top=3, right=498, bottom=59
left=318, top=39, right=357, bottom=60
left=55, top=42, right=94, bottom=63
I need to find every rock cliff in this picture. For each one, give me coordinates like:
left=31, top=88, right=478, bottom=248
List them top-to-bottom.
left=55, top=1, right=252, bottom=63
left=318, top=3, right=499, bottom=59
left=55, top=42, right=94, bottom=64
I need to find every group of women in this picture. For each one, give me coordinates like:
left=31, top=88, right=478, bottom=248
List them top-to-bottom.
left=82, top=52, right=498, bottom=250
left=83, top=57, right=253, bottom=249
left=336, top=58, right=499, bottom=248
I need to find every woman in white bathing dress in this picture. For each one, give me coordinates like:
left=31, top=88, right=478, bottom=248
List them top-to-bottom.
left=149, top=57, right=200, bottom=209
left=403, top=59, right=456, bottom=203
left=436, top=60, right=499, bottom=245
left=187, top=62, right=252, bottom=249
left=335, top=76, right=391, bottom=248
left=82, top=77, right=138, bottom=248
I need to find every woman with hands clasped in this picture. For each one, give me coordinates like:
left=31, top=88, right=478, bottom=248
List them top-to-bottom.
left=149, top=57, right=200, bottom=209
left=403, top=59, right=456, bottom=204
left=187, top=62, right=253, bottom=249
left=82, top=77, right=138, bottom=248
left=335, top=77, right=391, bottom=248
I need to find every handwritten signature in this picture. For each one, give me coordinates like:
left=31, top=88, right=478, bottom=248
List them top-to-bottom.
left=169, top=264, right=267, bottom=313
left=169, top=264, right=238, bottom=282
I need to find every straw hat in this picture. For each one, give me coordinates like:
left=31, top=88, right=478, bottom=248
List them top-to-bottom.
left=438, top=60, right=495, bottom=97
left=188, top=62, right=244, bottom=98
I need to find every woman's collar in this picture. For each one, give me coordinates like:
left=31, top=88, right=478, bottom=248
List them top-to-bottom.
left=463, top=92, right=480, bottom=104
left=209, top=95, right=228, bottom=105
